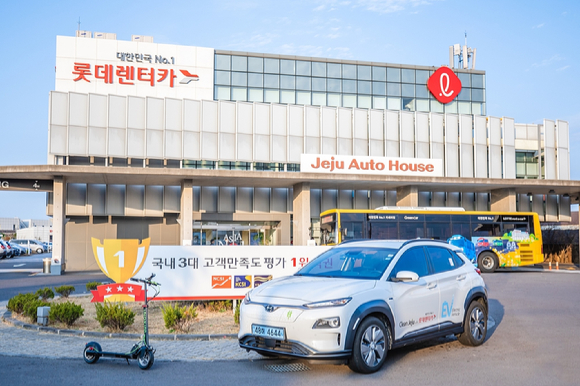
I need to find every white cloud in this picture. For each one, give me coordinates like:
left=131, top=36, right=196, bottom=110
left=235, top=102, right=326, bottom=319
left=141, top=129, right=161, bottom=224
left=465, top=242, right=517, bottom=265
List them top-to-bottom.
left=313, top=0, right=436, bottom=14
left=532, top=22, right=545, bottom=29
left=531, top=54, right=564, bottom=68
left=557, top=65, right=571, bottom=71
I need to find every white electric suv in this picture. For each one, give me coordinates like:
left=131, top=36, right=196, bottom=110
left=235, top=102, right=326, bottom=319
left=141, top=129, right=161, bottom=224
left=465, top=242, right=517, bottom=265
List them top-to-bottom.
left=238, top=239, right=488, bottom=374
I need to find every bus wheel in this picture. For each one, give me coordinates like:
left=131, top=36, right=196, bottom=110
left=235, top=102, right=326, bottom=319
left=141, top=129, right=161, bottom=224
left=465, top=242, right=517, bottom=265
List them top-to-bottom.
left=478, top=252, right=498, bottom=273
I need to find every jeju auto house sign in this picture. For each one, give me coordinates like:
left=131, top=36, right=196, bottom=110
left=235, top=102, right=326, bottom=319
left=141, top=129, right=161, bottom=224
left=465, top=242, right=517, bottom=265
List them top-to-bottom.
left=427, top=67, right=462, bottom=104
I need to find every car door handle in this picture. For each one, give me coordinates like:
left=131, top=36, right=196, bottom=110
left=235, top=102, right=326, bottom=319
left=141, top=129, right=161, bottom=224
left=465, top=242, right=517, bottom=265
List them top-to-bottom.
left=456, top=274, right=466, bottom=281
left=427, top=282, right=437, bottom=290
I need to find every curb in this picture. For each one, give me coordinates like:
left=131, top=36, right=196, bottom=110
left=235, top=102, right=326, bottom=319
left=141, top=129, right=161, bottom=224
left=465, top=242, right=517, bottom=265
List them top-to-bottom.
left=1, top=309, right=237, bottom=341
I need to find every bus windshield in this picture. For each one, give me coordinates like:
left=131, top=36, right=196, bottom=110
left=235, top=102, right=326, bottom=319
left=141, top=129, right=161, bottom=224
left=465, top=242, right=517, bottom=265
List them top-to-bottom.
left=320, top=214, right=338, bottom=245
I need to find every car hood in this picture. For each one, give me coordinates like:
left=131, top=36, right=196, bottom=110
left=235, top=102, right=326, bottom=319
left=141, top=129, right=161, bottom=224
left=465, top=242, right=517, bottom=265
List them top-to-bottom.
left=250, top=275, right=376, bottom=305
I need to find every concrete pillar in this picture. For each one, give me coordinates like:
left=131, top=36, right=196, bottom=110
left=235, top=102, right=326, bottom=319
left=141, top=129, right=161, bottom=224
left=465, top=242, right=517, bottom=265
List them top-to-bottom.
left=51, top=176, right=66, bottom=275
left=180, top=179, right=193, bottom=246
left=292, top=182, right=310, bottom=246
left=396, top=186, right=418, bottom=207
left=490, top=188, right=516, bottom=212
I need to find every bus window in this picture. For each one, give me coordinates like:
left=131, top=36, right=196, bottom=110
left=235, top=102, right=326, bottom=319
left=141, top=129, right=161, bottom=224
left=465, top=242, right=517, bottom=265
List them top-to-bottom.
left=342, top=222, right=364, bottom=241
left=369, top=222, right=398, bottom=240
left=399, top=222, right=425, bottom=239
left=425, top=222, right=452, bottom=240
left=451, top=222, right=472, bottom=238
left=502, top=222, right=530, bottom=237
left=472, top=223, right=501, bottom=237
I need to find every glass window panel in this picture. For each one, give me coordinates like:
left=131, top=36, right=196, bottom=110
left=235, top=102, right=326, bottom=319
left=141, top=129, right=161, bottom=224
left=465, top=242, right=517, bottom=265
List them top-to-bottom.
left=215, top=54, right=230, bottom=70
left=231, top=56, right=247, bottom=72
left=248, top=57, right=263, bottom=72
left=264, top=58, right=279, bottom=73
left=280, top=59, right=295, bottom=75
left=296, top=61, right=311, bottom=76
left=312, top=62, right=326, bottom=77
left=327, top=63, right=341, bottom=78
left=342, top=64, right=356, bottom=79
left=358, top=65, right=371, bottom=80
left=372, top=66, right=386, bottom=81
left=387, top=67, right=400, bottom=82
left=402, top=69, right=415, bottom=83
left=416, top=70, right=429, bottom=84
left=215, top=71, right=230, bottom=85
left=231, top=72, right=247, bottom=87
left=457, top=72, right=471, bottom=87
left=248, top=73, right=263, bottom=87
left=264, top=74, right=279, bottom=88
left=472, top=74, right=484, bottom=88
left=280, top=75, right=295, bottom=89
left=296, top=76, right=311, bottom=90
left=312, top=77, right=326, bottom=91
left=327, top=78, right=341, bottom=92
left=343, top=79, right=356, bottom=93
left=358, top=80, right=371, bottom=94
left=373, top=81, right=386, bottom=95
left=387, top=82, right=401, bottom=96
left=402, top=83, right=415, bottom=97
left=416, top=84, right=429, bottom=98
left=215, top=86, right=230, bottom=100
left=232, top=87, right=247, bottom=101
left=248, top=88, right=264, bottom=102
left=457, top=88, right=471, bottom=101
left=472, top=88, right=484, bottom=102
left=264, top=89, right=279, bottom=103
left=281, top=90, right=295, bottom=104
left=296, top=91, right=311, bottom=105
left=312, top=92, right=326, bottom=106
left=328, top=93, right=341, bottom=107
left=343, top=94, right=357, bottom=108
left=358, top=95, right=371, bottom=109
left=373, top=96, right=386, bottom=110
left=387, top=97, right=401, bottom=110
left=403, top=98, right=415, bottom=111
left=416, top=99, right=429, bottom=112
left=431, top=99, right=444, bottom=113
left=445, top=101, right=458, bottom=114
left=458, top=101, right=471, bottom=114
left=471, top=102, right=483, bottom=115
left=482, top=103, right=486, bottom=115
left=516, top=163, right=526, bottom=176
left=389, top=247, right=429, bottom=278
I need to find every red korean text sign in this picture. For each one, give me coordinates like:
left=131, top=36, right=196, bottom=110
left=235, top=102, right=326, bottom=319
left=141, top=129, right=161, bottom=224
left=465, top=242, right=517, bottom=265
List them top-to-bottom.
left=427, top=67, right=462, bottom=104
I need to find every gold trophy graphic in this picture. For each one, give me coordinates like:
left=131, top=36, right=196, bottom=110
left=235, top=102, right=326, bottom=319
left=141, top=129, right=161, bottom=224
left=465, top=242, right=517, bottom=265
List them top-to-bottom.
left=90, top=238, right=150, bottom=302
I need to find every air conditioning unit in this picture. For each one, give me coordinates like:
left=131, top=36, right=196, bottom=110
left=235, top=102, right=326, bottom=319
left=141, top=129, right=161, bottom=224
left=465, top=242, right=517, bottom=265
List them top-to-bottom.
left=76, top=30, right=92, bottom=38
left=94, top=32, right=117, bottom=40
left=131, top=35, right=154, bottom=43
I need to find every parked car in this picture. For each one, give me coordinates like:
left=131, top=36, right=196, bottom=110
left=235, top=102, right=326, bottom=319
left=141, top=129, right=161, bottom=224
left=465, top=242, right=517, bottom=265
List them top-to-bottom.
left=11, top=239, right=45, bottom=254
left=239, top=239, right=488, bottom=374
left=0, top=240, right=14, bottom=258
left=0, top=241, right=6, bottom=259
left=7, top=241, right=25, bottom=256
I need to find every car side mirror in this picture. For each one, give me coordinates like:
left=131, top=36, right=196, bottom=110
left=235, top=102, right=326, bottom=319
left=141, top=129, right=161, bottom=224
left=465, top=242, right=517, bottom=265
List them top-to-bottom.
left=392, top=271, right=419, bottom=282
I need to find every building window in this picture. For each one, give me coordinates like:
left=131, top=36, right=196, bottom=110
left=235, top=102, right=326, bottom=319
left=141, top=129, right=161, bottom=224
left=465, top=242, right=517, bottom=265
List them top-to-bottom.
left=516, top=151, right=539, bottom=179
left=254, top=162, right=284, bottom=171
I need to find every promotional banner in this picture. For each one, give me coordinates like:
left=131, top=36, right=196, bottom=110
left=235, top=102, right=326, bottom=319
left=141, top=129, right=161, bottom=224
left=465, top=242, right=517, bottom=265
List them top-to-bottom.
left=90, top=238, right=330, bottom=302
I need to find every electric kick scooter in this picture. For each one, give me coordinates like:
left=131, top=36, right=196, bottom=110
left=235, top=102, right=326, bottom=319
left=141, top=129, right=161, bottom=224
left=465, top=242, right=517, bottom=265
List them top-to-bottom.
left=83, top=273, right=161, bottom=370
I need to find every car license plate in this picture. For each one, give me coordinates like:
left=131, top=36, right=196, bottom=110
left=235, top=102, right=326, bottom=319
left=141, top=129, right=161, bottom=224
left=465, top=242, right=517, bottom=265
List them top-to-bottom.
left=252, top=324, right=285, bottom=340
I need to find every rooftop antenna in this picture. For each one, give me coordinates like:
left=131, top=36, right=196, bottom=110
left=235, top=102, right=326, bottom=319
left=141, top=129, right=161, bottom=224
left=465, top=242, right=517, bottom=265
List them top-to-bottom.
left=77, top=17, right=81, bottom=33
left=449, top=33, right=476, bottom=70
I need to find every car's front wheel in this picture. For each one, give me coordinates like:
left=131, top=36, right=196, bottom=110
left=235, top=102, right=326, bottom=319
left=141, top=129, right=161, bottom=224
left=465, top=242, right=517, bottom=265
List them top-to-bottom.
left=478, top=251, right=498, bottom=273
left=457, top=300, right=487, bottom=346
left=348, top=316, right=389, bottom=374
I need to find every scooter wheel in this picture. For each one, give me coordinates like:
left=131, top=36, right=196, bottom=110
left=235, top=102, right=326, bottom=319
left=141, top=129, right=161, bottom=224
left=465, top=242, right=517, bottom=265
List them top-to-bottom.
left=84, top=342, right=102, bottom=364
left=138, top=348, right=154, bottom=370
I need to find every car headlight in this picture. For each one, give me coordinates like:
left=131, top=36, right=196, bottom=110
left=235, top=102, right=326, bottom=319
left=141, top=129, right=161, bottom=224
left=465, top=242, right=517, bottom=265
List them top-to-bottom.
left=243, top=291, right=253, bottom=305
left=304, top=297, right=351, bottom=308
left=313, top=317, right=341, bottom=329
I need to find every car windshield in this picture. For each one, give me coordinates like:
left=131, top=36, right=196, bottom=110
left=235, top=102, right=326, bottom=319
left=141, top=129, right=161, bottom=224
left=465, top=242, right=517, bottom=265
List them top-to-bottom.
left=296, top=247, right=397, bottom=280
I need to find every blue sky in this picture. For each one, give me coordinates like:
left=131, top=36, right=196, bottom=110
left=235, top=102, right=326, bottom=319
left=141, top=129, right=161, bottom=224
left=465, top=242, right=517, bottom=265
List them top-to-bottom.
left=0, top=0, right=579, bottom=219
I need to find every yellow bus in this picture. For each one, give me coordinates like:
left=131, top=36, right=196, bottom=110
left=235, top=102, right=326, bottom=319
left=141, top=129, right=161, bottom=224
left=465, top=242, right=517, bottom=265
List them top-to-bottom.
left=318, top=207, right=543, bottom=273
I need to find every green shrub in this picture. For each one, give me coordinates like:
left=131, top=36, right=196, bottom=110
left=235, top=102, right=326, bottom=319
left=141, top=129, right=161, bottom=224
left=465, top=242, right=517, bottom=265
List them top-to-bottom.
left=86, top=282, right=102, bottom=291
left=54, top=285, right=75, bottom=298
left=36, top=287, right=55, bottom=301
left=7, top=293, right=38, bottom=314
left=24, top=299, right=50, bottom=322
left=206, top=300, right=232, bottom=313
left=234, top=300, right=241, bottom=325
left=49, top=301, right=84, bottom=326
left=95, top=302, right=135, bottom=331
left=161, top=302, right=198, bottom=333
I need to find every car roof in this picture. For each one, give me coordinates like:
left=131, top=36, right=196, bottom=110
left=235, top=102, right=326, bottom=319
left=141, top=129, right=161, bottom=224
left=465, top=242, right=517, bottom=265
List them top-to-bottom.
left=336, top=239, right=458, bottom=250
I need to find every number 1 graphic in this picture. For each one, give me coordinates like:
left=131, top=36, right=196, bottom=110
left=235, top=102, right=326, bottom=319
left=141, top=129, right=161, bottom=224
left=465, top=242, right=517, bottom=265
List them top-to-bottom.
left=114, top=251, right=125, bottom=268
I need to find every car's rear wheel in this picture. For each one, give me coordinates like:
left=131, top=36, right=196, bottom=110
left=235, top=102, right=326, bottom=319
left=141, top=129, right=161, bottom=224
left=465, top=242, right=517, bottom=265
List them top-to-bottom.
left=36, top=248, right=43, bottom=254
left=478, top=251, right=498, bottom=273
left=457, top=300, right=487, bottom=346
left=348, top=316, right=389, bottom=374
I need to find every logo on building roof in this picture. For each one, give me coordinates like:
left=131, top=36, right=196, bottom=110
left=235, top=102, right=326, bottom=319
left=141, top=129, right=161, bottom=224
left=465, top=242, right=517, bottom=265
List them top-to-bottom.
left=427, top=67, right=462, bottom=104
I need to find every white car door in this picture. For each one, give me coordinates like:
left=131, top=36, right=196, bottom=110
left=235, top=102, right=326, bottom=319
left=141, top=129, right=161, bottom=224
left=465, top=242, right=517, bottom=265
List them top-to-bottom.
left=387, top=246, right=440, bottom=341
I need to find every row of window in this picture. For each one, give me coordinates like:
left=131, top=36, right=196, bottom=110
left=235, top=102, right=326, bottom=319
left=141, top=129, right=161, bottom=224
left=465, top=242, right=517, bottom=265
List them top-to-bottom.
left=215, top=54, right=485, bottom=88
left=214, top=86, right=485, bottom=115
